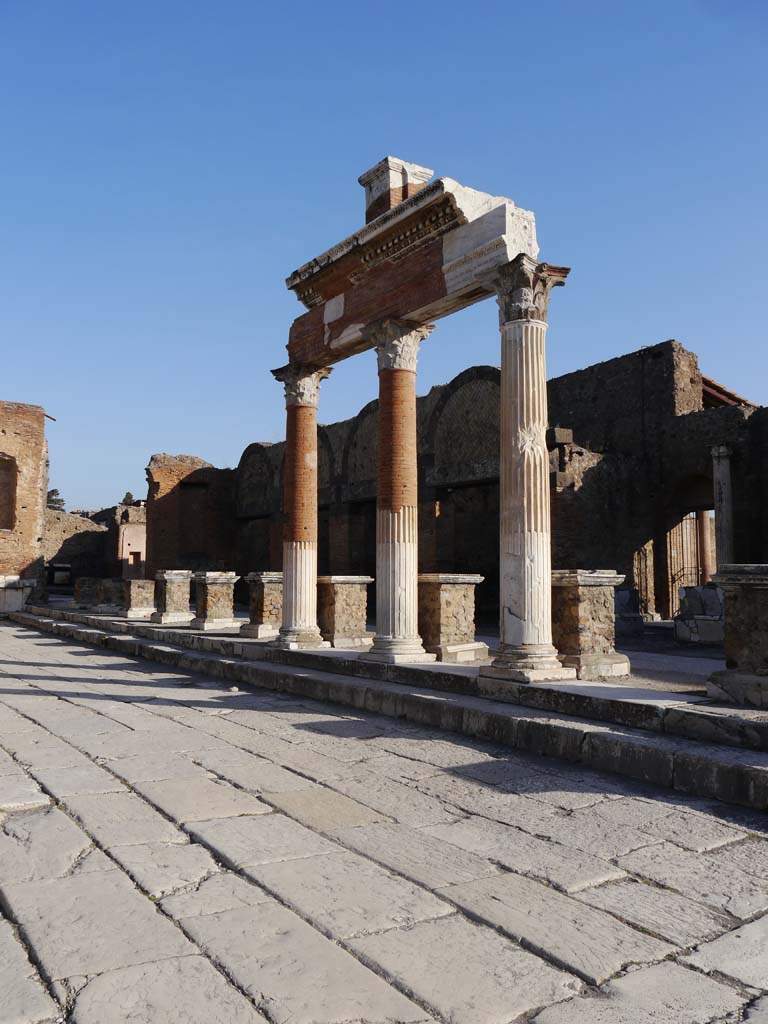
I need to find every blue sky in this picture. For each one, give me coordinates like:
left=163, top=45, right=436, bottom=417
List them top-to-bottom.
left=1, top=0, right=766, bottom=508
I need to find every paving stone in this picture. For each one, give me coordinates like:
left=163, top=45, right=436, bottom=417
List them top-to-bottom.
left=0, top=702, right=39, bottom=735
left=0, top=731, right=87, bottom=768
left=373, top=734, right=500, bottom=768
left=0, top=746, right=25, bottom=776
left=102, top=751, right=203, bottom=784
left=363, top=752, right=442, bottom=782
left=201, top=758, right=318, bottom=793
left=30, top=762, right=126, bottom=798
left=328, top=769, right=458, bottom=827
left=414, top=774, right=561, bottom=833
left=0, top=775, right=50, bottom=812
left=132, top=776, right=271, bottom=823
left=262, top=787, right=388, bottom=831
left=64, top=791, right=186, bottom=847
left=581, top=796, right=678, bottom=829
left=0, top=806, right=111, bottom=882
left=642, top=809, right=746, bottom=851
left=537, top=811, right=663, bottom=860
left=189, top=813, right=341, bottom=867
left=424, top=816, right=625, bottom=892
left=333, top=822, right=498, bottom=889
left=709, top=838, right=768, bottom=879
left=108, top=841, right=218, bottom=898
left=618, top=841, right=768, bottom=919
left=247, top=849, right=453, bottom=939
left=2, top=869, right=194, bottom=979
left=160, top=871, right=273, bottom=919
left=439, top=872, right=672, bottom=984
left=575, top=878, right=733, bottom=945
left=184, top=901, right=429, bottom=1023
left=351, top=913, right=582, bottom=1024
left=683, top=915, right=768, bottom=988
left=0, top=918, right=60, bottom=1023
left=70, top=954, right=268, bottom=1023
left=532, top=961, right=748, bottom=1023
left=745, top=996, right=768, bottom=1022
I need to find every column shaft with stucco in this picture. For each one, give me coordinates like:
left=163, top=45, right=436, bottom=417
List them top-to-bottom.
left=481, top=256, right=576, bottom=687
left=270, top=366, right=331, bottom=649
left=712, top=446, right=735, bottom=568
left=697, top=510, right=716, bottom=584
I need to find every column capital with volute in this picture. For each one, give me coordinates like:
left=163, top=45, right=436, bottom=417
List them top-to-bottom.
left=488, top=254, right=570, bottom=327
left=361, top=318, right=435, bottom=372
left=272, top=364, right=332, bottom=408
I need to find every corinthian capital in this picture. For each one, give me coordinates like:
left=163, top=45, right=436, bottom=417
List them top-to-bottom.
left=489, top=254, right=570, bottom=326
left=362, top=318, right=436, bottom=372
left=272, top=364, right=332, bottom=407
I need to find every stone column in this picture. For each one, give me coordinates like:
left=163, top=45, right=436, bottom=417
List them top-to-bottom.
left=481, top=255, right=576, bottom=688
left=361, top=319, right=436, bottom=664
left=270, top=365, right=331, bottom=649
left=712, top=446, right=735, bottom=568
left=697, top=510, right=716, bottom=585
left=708, top=565, right=768, bottom=707
left=151, top=570, right=194, bottom=625
left=551, top=570, right=631, bottom=679
left=190, top=571, right=240, bottom=631
left=240, top=572, right=283, bottom=639
left=417, top=573, right=489, bottom=663
left=317, top=575, right=373, bottom=648
left=0, top=576, right=35, bottom=616
left=74, top=577, right=100, bottom=609
left=120, top=578, right=155, bottom=620
left=94, top=579, right=125, bottom=615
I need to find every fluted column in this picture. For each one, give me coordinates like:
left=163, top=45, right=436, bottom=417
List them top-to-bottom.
left=481, top=255, right=576, bottom=686
left=361, top=319, right=436, bottom=664
left=270, top=364, right=331, bottom=649
left=712, top=445, right=735, bottom=569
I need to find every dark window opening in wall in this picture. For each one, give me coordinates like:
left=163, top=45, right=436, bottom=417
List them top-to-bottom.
left=0, top=455, right=18, bottom=530
left=179, top=481, right=208, bottom=563
left=131, top=552, right=142, bottom=567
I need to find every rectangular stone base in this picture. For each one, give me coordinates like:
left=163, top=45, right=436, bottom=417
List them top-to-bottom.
left=93, top=605, right=121, bottom=615
left=120, top=608, right=156, bottom=621
left=150, top=611, right=194, bottom=625
left=190, top=618, right=241, bottom=632
left=240, top=623, right=279, bottom=639
left=327, top=634, right=375, bottom=650
left=271, top=638, right=332, bottom=651
left=426, top=641, right=490, bottom=664
left=360, top=650, right=437, bottom=665
left=559, top=652, right=631, bottom=681
left=478, top=663, right=577, bottom=696
left=708, top=671, right=768, bottom=709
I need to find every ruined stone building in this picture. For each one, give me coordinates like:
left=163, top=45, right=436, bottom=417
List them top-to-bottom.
left=143, top=338, right=765, bottom=622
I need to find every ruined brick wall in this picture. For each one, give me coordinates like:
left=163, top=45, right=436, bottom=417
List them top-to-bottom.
left=0, top=400, right=47, bottom=586
left=145, top=454, right=236, bottom=576
left=43, top=510, right=109, bottom=580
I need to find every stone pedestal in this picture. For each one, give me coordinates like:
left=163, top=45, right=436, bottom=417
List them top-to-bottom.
left=479, top=257, right=576, bottom=691
left=360, top=320, right=435, bottom=665
left=708, top=565, right=768, bottom=707
left=151, top=570, right=194, bottom=625
left=551, top=570, right=631, bottom=679
left=190, top=572, right=240, bottom=631
left=241, top=572, right=283, bottom=639
left=417, top=574, right=489, bottom=663
left=0, top=575, right=34, bottom=617
left=317, top=576, right=373, bottom=649
left=73, top=577, right=101, bottom=609
left=94, top=578, right=125, bottom=614
left=120, top=579, right=156, bottom=620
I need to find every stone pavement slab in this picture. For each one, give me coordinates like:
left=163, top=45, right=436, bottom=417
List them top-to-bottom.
left=1, top=730, right=86, bottom=769
left=0, top=746, right=25, bottom=776
left=102, top=751, right=203, bottom=784
left=199, top=756, right=318, bottom=794
left=30, top=762, right=126, bottom=798
left=326, top=768, right=459, bottom=826
left=414, top=773, right=562, bottom=833
left=132, top=775, right=271, bottom=822
left=0, top=776, right=50, bottom=813
left=263, top=786, right=389, bottom=830
left=63, top=791, right=186, bottom=847
left=0, top=807, right=111, bottom=883
left=641, top=808, right=746, bottom=851
left=189, top=813, right=340, bottom=868
left=710, top=837, right=768, bottom=879
left=108, top=841, right=219, bottom=898
left=618, top=841, right=768, bottom=919
left=247, top=850, right=453, bottom=939
left=1, top=869, right=194, bottom=979
left=160, top=872, right=273, bottom=919
left=440, top=872, right=673, bottom=984
left=575, top=878, right=733, bottom=946
left=183, top=901, right=431, bottom=1023
left=351, top=913, right=582, bottom=1024
left=682, top=915, right=768, bottom=988
left=0, top=918, right=59, bottom=1024
left=70, top=955, right=268, bottom=1024
left=532, top=961, right=748, bottom=1023
left=746, top=997, right=768, bottom=1022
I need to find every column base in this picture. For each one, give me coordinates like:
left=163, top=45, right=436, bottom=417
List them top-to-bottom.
left=119, top=608, right=155, bottom=620
left=150, top=611, right=194, bottom=625
left=190, top=617, right=241, bottom=632
left=240, top=623, right=279, bottom=639
left=269, top=628, right=330, bottom=651
left=326, top=633, right=375, bottom=650
left=360, top=637, right=436, bottom=665
left=425, top=641, right=490, bottom=664
left=480, top=645, right=576, bottom=686
left=558, top=652, right=631, bottom=680
left=707, top=670, right=768, bottom=708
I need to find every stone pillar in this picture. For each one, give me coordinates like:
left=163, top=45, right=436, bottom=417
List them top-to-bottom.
left=481, top=255, right=576, bottom=688
left=361, top=319, right=436, bottom=664
left=270, top=366, right=331, bottom=649
left=712, top=446, right=735, bottom=568
left=697, top=510, right=716, bottom=584
left=708, top=565, right=768, bottom=707
left=151, top=570, right=194, bottom=625
left=551, top=570, right=631, bottom=679
left=190, top=572, right=240, bottom=631
left=240, top=572, right=283, bottom=639
left=417, top=573, right=489, bottom=663
left=0, top=575, right=35, bottom=617
left=317, top=575, right=373, bottom=648
left=73, top=577, right=100, bottom=609
left=94, top=578, right=125, bottom=614
left=120, top=579, right=155, bottom=620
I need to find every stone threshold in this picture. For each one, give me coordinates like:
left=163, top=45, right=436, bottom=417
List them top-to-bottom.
left=21, top=605, right=768, bottom=755
left=9, top=609, right=768, bottom=812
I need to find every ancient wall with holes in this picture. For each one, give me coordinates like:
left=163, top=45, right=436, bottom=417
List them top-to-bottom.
left=0, top=400, right=47, bottom=585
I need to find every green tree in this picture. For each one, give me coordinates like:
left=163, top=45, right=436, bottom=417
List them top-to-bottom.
left=46, top=488, right=65, bottom=511
left=121, top=491, right=135, bottom=505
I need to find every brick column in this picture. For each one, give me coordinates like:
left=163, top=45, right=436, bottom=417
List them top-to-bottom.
left=481, top=256, right=576, bottom=690
left=361, top=320, right=436, bottom=664
left=270, top=365, right=331, bottom=649
left=712, top=446, right=735, bottom=568
left=151, top=570, right=194, bottom=625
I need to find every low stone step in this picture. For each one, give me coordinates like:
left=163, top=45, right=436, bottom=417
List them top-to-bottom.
left=9, top=610, right=768, bottom=812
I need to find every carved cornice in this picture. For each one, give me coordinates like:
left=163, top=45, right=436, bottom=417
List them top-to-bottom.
left=489, top=254, right=570, bottom=326
left=361, top=319, right=435, bottom=372
left=272, top=365, right=332, bottom=407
